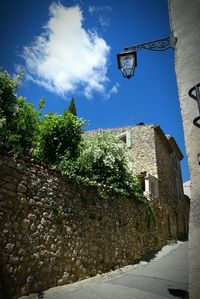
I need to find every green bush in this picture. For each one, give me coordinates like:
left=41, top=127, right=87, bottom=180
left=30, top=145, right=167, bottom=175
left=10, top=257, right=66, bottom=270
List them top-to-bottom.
left=0, top=69, right=43, bottom=155
left=34, top=111, right=85, bottom=164
left=59, top=132, right=143, bottom=198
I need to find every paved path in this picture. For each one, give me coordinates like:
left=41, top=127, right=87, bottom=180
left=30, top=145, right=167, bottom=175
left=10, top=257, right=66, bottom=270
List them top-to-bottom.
left=20, top=241, right=188, bottom=299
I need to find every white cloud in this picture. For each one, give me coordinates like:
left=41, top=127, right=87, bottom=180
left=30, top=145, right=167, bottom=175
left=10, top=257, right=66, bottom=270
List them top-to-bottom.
left=22, top=2, right=112, bottom=99
left=88, top=5, right=112, bottom=29
left=88, top=5, right=112, bottom=14
left=88, top=6, right=96, bottom=14
left=105, top=83, right=120, bottom=100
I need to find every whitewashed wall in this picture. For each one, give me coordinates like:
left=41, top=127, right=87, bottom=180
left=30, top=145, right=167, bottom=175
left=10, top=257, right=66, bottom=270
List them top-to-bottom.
left=168, top=1, right=200, bottom=297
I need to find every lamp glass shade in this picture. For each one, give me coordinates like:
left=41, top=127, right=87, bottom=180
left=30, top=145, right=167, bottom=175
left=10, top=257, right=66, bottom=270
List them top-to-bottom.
left=117, top=51, right=137, bottom=79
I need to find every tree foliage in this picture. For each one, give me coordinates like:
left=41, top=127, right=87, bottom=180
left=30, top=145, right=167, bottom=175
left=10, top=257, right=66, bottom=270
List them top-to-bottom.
left=0, top=69, right=43, bottom=155
left=0, top=69, right=85, bottom=162
left=68, top=98, right=77, bottom=116
left=34, top=111, right=85, bottom=164
left=59, top=133, right=143, bottom=198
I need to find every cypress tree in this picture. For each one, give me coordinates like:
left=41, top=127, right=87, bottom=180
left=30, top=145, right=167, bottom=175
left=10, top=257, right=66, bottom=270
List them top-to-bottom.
left=68, top=98, right=77, bottom=116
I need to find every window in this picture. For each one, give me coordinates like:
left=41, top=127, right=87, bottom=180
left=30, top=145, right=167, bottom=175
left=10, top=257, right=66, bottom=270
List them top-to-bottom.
left=119, top=130, right=132, bottom=148
left=171, top=152, right=179, bottom=172
left=143, top=173, right=159, bottom=198
left=176, top=178, right=183, bottom=199
left=150, top=181, right=155, bottom=195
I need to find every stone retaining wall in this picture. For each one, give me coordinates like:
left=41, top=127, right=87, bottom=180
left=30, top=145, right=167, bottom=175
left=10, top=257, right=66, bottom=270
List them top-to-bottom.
left=0, top=154, right=184, bottom=298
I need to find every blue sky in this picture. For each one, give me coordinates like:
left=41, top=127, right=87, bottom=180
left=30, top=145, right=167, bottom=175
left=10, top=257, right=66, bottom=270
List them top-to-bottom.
left=0, top=0, right=189, bottom=181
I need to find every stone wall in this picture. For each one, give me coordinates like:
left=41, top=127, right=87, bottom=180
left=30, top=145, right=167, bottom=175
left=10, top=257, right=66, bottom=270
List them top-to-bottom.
left=126, top=125, right=158, bottom=177
left=153, top=126, right=184, bottom=239
left=154, top=127, right=183, bottom=202
left=0, top=153, right=168, bottom=299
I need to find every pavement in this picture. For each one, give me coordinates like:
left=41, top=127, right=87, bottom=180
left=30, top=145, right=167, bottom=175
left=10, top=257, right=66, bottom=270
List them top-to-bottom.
left=19, top=241, right=188, bottom=299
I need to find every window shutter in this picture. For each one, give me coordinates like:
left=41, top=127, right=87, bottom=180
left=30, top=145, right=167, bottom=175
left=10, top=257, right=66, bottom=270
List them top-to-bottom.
left=126, top=130, right=132, bottom=148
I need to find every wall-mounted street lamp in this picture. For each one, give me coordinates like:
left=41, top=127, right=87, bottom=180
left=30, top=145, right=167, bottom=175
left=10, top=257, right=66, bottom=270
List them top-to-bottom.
left=117, top=35, right=176, bottom=79
left=188, top=83, right=200, bottom=128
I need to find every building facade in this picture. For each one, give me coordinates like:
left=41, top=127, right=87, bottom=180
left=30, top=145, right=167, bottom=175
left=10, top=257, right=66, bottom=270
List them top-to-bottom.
left=168, top=1, right=200, bottom=297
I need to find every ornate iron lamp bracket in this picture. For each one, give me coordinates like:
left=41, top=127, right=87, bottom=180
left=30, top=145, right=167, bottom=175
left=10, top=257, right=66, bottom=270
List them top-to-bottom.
left=117, top=34, right=176, bottom=79
left=124, top=36, right=176, bottom=52
left=188, top=83, right=200, bottom=128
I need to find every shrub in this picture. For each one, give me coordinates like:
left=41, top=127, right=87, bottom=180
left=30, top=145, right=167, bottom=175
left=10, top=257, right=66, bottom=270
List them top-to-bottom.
left=34, top=111, right=85, bottom=164
left=59, top=132, right=143, bottom=198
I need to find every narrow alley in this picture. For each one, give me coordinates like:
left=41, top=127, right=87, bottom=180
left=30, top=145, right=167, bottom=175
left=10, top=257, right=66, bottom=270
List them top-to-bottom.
left=19, top=241, right=188, bottom=299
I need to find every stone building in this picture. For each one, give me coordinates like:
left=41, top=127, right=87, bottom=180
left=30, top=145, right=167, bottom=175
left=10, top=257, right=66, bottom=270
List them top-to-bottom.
left=168, top=1, right=200, bottom=297
left=85, top=123, right=189, bottom=240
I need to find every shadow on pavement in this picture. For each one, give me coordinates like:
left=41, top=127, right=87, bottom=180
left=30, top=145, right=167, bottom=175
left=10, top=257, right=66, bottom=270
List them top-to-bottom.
left=168, top=288, right=189, bottom=298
